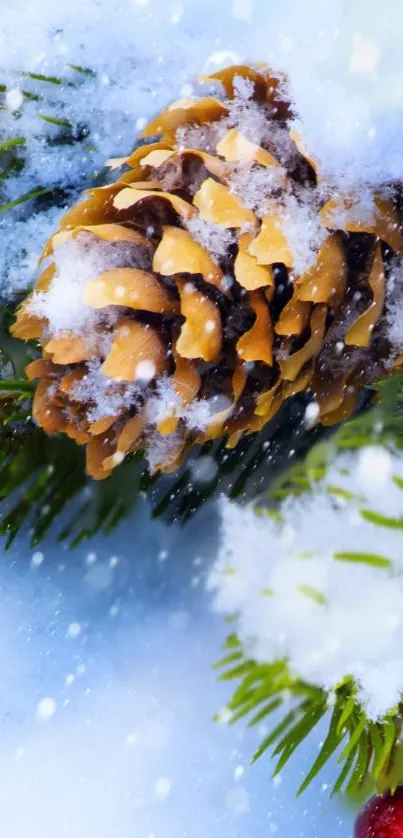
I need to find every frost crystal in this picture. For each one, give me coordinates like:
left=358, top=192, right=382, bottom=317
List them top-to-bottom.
left=225, top=77, right=271, bottom=145
left=175, top=121, right=227, bottom=154
left=229, top=164, right=287, bottom=216
left=280, top=192, right=327, bottom=274
left=185, top=216, right=235, bottom=260
left=72, top=361, right=141, bottom=422
left=146, top=379, right=180, bottom=425
left=143, top=381, right=219, bottom=474
left=145, top=429, right=183, bottom=473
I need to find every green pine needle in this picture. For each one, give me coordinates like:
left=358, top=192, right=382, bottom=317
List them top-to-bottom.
left=37, top=113, right=73, bottom=128
left=0, top=137, right=26, bottom=152
left=0, top=187, right=50, bottom=212
left=360, top=509, right=403, bottom=530
left=333, top=551, right=392, bottom=569
left=297, top=583, right=328, bottom=605
left=214, top=638, right=403, bottom=796
left=298, top=703, right=343, bottom=795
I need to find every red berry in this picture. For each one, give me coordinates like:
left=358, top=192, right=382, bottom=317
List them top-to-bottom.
left=355, top=788, right=403, bottom=837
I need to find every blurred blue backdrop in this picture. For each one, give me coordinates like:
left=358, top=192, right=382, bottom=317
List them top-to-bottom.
left=0, top=499, right=354, bottom=836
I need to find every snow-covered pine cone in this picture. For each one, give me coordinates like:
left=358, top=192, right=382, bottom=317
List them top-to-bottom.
left=12, top=63, right=403, bottom=479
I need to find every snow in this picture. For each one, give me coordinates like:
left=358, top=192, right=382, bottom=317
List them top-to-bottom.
left=2, top=0, right=403, bottom=294
left=2, top=0, right=403, bottom=347
left=232, top=0, right=254, bottom=22
left=2, top=6, right=402, bottom=178
left=349, top=35, right=380, bottom=76
left=226, top=77, right=273, bottom=144
left=5, top=88, right=24, bottom=112
left=175, top=122, right=222, bottom=153
left=228, top=165, right=286, bottom=217
left=280, top=193, right=328, bottom=274
left=1, top=210, right=61, bottom=296
left=185, top=216, right=235, bottom=260
left=29, top=236, right=120, bottom=337
left=385, top=258, right=403, bottom=351
left=72, top=360, right=141, bottom=422
left=135, top=360, right=157, bottom=383
left=146, top=378, right=212, bottom=432
left=146, top=379, right=181, bottom=425
left=144, top=385, right=233, bottom=471
left=186, top=398, right=216, bottom=430
left=304, top=401, right=320, bottom=427
left=145, top=428, right=183, bottom=472
left=209, top=445, right=403, bottom=719
left=357, top=445, right=393, bottom=488
left=189, top=454, right=219, bottom=484
left=30, top=551, right=45, bottom=568
left=84, top=560, right=115, bottom=591
left=66, top=621, right=82, bottom=638
left=37, top=697, right=57, bottom=720
left=233, top=764, right=245, bottom=781
left=154, top=776, right=173, bottom=799
left=225, top=785, right=250, bottom=813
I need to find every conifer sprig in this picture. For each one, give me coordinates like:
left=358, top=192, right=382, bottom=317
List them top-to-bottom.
left=213, top=373, right=403, bottom=796
left=216, top=632, right=403, bottom=797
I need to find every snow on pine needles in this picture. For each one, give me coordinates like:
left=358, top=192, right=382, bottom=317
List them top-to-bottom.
left=208, top=445, right=403, bottom=720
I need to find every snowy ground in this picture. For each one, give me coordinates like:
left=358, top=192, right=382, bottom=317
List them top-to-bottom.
left=0, top=499, right=352, bottom=837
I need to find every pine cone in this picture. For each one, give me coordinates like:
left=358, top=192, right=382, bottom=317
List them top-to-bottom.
left=11, top=63, right=403, bottom=480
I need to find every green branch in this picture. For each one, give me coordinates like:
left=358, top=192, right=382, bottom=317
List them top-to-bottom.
left=215, top=634, right=403, bottom=797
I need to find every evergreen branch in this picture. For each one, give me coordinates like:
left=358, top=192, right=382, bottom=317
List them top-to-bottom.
left=210, top=373, right=403, bottom=795
left=214, top=639, right=403, bottom=796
